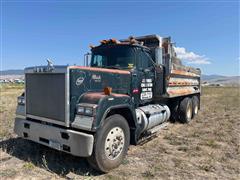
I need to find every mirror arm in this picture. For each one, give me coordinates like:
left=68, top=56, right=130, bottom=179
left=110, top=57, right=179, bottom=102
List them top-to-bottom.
left=84, top=52, right=92, bottom=67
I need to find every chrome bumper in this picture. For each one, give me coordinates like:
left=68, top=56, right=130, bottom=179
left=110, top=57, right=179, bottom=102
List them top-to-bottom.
left=14, top=117, right=94, bottom=157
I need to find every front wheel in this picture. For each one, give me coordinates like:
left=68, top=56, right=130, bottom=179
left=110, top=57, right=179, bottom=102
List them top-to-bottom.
left=87, top=114, right=130, bottom=173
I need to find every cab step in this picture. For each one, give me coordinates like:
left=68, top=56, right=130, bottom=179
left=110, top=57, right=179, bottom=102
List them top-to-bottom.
left=137, top=122, right=169, bottom=145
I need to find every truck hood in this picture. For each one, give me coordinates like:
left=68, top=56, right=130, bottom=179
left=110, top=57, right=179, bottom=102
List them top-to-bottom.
left=24, top=65, right=132, bottom=124
left=69, top=66, right=132, bottom=121
left=69, top=66, right=131, bottom=93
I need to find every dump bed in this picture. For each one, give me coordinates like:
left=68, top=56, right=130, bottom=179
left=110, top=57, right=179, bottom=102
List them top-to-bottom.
left=123, top=34, right=201, bottom=98
left=167, top=63, right=201, bottom=98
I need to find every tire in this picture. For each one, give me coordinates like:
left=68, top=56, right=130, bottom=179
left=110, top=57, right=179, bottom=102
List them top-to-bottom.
left=192, top=96, right=199, bottom=118
left=179, top=97, right=193, bottom=123
left=169, top=101, right=179, bottom=122
left=87, top=114, right=130, bottom=173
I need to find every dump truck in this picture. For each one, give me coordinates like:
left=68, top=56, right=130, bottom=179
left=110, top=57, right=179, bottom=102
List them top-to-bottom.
left=14, top=35, right=201, bottom=172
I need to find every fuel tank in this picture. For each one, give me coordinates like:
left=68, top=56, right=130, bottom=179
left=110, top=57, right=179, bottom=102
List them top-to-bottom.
left=136, top=104, right=171, bottom=133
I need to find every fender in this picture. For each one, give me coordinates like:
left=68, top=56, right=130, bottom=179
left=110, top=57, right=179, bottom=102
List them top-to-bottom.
left=78, top=92, right=137, bottom=131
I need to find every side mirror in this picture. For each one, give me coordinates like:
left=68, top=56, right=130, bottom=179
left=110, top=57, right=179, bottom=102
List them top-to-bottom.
left=84, top=53, right=92, bottom=67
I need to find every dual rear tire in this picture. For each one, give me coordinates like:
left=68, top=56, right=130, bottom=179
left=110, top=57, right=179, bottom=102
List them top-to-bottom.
left=170, top=95, right=199, bottom=123
left=192, top=96, right=199, bottom=118
left=179, top=97, right=193, bottom=123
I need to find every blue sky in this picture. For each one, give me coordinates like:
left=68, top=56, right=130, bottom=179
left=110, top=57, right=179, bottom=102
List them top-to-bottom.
left=1, top=1, right=239, bottom=76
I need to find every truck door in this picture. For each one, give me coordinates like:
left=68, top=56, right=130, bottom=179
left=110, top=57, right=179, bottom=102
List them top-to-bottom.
left=137, top=49, right=155, bottom=104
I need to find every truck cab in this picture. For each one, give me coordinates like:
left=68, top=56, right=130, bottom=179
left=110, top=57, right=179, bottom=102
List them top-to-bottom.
left=14, top=35, right=201, bottom=172
left=89, top=41, right=158, bottom=104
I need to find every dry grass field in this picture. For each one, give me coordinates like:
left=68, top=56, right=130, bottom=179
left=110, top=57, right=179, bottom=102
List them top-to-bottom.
left=0, top=84, right=239, bottom=179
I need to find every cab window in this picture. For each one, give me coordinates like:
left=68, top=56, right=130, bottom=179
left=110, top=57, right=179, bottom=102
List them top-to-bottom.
left=137, top=49, right=153, bottom=69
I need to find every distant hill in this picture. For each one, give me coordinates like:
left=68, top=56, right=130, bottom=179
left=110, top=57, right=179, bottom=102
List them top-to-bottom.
left=0, top=69, right=24, bottom=75
left=0, top=69, right=239, bottom=85
left=201, top=74, right=240, bottom=86
left=201, top=74, right=226, bottom=81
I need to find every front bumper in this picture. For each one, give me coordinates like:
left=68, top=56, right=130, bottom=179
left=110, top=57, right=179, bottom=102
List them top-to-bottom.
left=14, top=117, right=94, bottom=157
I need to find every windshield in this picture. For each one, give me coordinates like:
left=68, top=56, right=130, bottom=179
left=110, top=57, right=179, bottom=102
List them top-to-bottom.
left=91, top=45, right=135, bottom=69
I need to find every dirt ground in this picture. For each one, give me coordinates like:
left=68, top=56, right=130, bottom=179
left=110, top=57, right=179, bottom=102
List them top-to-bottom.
left=0, top=85, right=239, bottom=180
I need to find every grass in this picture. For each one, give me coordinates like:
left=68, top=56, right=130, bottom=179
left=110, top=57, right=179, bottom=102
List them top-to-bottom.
left=0, top=83, right=24, bottom=138
left=0, top=83, right=24, bottom=91
left=0, top=86, right=239, bottom=179
left=204, top=139, right=219, bottom=148
left=122, top=158, right=130, bottom=165
left=23, top=162, right=35, bottom=170
left=198, top=163, right=215, bottom=172
left=0, top=169, right=17, bottom=178
left=142, top=170, right=155, bottom=179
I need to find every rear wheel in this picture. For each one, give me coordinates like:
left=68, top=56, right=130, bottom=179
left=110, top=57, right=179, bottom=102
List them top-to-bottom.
left=192, top=96, right=199, bottom=118
left=179, top=97, right=193, bottom=123
left=87, top=114, right=130, bottom=173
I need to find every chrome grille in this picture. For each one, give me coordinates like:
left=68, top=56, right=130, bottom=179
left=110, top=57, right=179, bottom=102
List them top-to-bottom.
left=26, top=73, right=66, bottom=123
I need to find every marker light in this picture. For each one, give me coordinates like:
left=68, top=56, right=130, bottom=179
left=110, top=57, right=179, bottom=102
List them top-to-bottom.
left=104, top=87, right=112, bottom=95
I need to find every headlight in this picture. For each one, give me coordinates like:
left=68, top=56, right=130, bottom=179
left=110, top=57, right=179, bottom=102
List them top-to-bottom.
left=17, top=97, right=25, bottom=105
left=18, top=98, right=22, bottom=104
left=76, top=104, right=97, bottom=116
left=77, top=106, right=85, bottom=114
left=85, top=107, right=93, bottom=115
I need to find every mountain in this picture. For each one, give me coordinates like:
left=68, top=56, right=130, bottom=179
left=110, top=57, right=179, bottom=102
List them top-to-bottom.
left=0, top=69, right=24, bottom=75
left=0, top=69, right=239, bottom=86
left=201, top=74, right=240, bottom=86
left=201, top=74, right=226, bottom=81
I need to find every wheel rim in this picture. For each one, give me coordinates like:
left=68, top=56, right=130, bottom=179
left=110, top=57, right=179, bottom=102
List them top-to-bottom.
left=187, top=105, right=192, bottom=120
left=104, top=127, right=125, bottom=160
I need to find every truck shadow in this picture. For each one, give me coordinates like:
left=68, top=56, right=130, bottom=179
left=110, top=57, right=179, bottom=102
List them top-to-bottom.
left=0, top=137, right=101, bottom=177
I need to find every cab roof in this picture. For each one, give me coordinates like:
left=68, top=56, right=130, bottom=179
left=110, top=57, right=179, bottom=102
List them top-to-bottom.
left=91, top=38, right=151, bottom=52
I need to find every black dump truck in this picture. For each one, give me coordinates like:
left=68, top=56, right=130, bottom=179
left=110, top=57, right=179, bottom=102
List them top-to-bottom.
left=14, top=35, right=201, bottom=172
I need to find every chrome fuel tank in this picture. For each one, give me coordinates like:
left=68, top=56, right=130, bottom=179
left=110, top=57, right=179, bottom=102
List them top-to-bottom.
left=136, top=104, right=170, bottom=133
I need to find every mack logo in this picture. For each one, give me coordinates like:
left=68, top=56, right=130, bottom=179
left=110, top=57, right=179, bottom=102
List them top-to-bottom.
left=33, top=59, right=55, bottom=73
left=33, top=66, right=54, bottom=73
left=34, top=67, right=45, bottom=73
left=76, top=72, right=86, bottom=86
left=76, top=77, right=84, bottom=86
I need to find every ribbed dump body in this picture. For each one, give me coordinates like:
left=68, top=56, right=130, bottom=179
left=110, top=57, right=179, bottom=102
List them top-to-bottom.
left=121, top=34, right=201, bottom=98
left=166, top=64, right=201, bottom=97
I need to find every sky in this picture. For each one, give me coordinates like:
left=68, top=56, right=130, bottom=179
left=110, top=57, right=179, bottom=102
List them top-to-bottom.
left=1, top=0, right=239, bottom=76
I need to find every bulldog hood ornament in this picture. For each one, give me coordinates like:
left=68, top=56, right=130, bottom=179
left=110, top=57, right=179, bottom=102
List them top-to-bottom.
left=47, top=58, right=54, bottom=71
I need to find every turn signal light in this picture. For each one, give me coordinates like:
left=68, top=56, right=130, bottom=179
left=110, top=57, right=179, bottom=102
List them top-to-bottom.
left=104, top=87, right=112, bottom=95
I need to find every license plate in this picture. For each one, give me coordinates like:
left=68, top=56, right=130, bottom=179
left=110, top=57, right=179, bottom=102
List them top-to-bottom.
left=49, top=140, right=61, bottom=150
